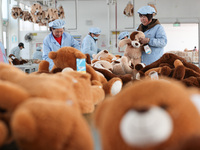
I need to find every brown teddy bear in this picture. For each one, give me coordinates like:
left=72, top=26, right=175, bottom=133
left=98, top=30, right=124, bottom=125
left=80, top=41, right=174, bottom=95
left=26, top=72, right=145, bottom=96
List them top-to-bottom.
left=119, top=31, right=146, bottom=68
left=48, top=46, right=123, bottom=96
left=92, top=50, right=116, bottom=63
left=8, top=54, right=28, bottom=65
left=0, top=63, right=105, bottom=114
left=94, top=78, right=200, bottom=150
left=11, top=98, right=94, bottom=150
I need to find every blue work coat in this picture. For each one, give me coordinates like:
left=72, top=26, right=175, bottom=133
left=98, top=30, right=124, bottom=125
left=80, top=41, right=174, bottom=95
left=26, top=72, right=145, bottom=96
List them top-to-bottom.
left=139, top=24, right=167, bottom=65
left=43, top=32, right=80, bottom=70
left=81, top=35, right=98, bottom=59
left=0, top=42, right=8, bottom=63
left=10, top=46, right=21, bottom=59
left=33, top=50, right=43, bottom=60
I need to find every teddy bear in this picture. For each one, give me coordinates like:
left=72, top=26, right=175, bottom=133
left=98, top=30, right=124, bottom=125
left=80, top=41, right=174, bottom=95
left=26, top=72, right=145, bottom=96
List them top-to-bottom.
left=11, top=6, right=23, bottom=19
left=119, top=31, right=146, bottom=68
left=47, top=46, right=123, bottom=96
left=92, top=50, right=116, bottom=63
left=139, top=53, right=200, bottom=76
left=8, top=54, right=28, bottom=65
left=91, top=61, right=132, bottom=85
left=0, top=63, right=106, bottom=114
left=56, top=69, right=105, bottom=113
left=94, top=78, right=200, bottom=150
left=0, top=80, right=29, bottom=148
left=11, top=98, right=94, bottom=150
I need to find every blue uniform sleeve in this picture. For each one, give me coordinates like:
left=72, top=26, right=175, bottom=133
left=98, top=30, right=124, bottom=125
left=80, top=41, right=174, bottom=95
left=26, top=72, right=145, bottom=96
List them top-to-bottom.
left=149, top=25, right=167, bottom=48
left=43, top=37, right=54, bottom=70
left=71, top=37, right=80, bottom=50
left=81, top=38, right=96, bottom=57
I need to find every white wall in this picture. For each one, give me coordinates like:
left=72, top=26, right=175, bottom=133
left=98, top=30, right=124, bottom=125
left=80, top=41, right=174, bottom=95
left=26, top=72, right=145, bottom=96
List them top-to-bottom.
left=7, top=0, right=200, bottom=58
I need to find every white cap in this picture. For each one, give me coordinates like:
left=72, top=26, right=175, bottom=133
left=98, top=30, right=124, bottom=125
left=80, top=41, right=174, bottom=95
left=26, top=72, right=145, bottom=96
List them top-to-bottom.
left=137, top=6, right=156, bottom=15
left=49, top=19, right=66, bottom=29
left=89, top=27, right=101, bottom=35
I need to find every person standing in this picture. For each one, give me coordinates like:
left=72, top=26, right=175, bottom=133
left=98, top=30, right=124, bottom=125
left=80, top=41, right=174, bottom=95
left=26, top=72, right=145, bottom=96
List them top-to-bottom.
left=137, top=6, right=167, bottom=65
left=43, top=19, right=80, bottom=70
left=81, top=27, right=101, bottom=59
left=118, top=31, right=129, bottom=40
left=0, top=42, right=8, bottom=63
left=10, top=42, right=25, bottom=59
left=33, top=46, right=43, bottom=60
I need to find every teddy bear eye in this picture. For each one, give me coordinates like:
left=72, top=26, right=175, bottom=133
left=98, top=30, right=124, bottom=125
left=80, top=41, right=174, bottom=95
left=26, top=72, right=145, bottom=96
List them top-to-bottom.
left=159, top=104, right=168, bottom=110
left=0, top=107, right=7, bottom=113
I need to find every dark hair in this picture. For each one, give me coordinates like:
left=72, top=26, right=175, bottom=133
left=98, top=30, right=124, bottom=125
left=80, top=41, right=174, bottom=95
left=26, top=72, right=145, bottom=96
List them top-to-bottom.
left=139, top=14, right=153, bottom=21
left=50, top=27, right=65, bottom=32
left=18, top=42, right=24, bottom=48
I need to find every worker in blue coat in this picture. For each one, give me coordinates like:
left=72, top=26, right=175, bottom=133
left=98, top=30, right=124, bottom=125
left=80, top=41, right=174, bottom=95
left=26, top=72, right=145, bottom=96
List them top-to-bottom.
left=137, top=6, right=167, bottom=65
left=43, top=19, right=80, bottom=70
left=81, top=27, right=101, bottom=59
left=118, top=31, right=129, bottom=40
left=0, top=42, right=8, bottom=63
left=10, top=42, right=25, bottom=59
left=33, top=46, right=43, bottom=60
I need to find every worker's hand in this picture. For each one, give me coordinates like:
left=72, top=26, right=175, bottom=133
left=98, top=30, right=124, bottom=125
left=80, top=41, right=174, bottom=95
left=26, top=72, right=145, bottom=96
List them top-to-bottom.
left=139, top=37, right=150, bottom=44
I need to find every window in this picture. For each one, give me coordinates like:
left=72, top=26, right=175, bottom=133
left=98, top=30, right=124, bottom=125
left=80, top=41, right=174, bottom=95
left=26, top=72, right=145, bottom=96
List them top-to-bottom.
left=162, top=24, right=198, bottom=52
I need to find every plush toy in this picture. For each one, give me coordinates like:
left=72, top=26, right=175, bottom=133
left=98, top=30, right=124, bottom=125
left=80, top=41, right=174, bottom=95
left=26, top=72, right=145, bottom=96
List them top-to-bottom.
left=123, top=1, right=134, bottom=17
left=11, top=6, right=23, bottom=19
left=58, top=6, right=65, bottom=19
left=119, top=31, right=145, bottom=68
left=48, top=46, right=123, bottom=96
left=92, top=50, right=116, bottom=63
left=139, top=53, right=200, bottom=75
left=8, top=54, right=28, bottom=65
left=91, top=59, right=133, bottom=85
left=57, top=69, right=105, bottom=114
left=94, top=78, right=200, bottom=150
left=0, top=80, right=29, bottom=147
left=11, top=99, right=94, bottom=150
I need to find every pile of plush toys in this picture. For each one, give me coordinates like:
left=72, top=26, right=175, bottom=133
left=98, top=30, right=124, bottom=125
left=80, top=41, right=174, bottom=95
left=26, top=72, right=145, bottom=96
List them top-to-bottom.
left=11, top=3, right=65, bottom=26
left=1, top=31, right=200, bottom=150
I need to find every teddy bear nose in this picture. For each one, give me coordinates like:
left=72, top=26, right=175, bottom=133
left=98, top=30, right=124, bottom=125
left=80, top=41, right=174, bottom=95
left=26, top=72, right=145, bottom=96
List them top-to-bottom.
left=135, top=43, right=139, bottom=46
left=135, top=108, right=149, bottom=113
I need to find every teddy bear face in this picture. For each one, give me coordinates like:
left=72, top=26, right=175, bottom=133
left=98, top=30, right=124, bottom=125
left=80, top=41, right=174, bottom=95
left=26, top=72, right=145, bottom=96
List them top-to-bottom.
left=130, top=31, right=145, bottom=48
left=49, top=47, right=86, bottom=70
left=95, top=78, right=200, bottom=150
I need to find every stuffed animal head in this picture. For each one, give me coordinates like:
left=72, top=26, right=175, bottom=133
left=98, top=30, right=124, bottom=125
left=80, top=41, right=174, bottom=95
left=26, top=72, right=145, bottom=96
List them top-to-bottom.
left=119, top=31, right=145, bottom=49
left=49, top=47, right=86, bottom=70
left=92, top=50, right=116, bottom=63
left=95, top=78, right=200, bottom=150
left=11, top=99, right=94, bottom=150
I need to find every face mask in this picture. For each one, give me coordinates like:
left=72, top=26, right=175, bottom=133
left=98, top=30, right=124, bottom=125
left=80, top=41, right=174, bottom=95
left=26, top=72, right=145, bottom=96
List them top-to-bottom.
left=93, top=36, right=98, bottom=40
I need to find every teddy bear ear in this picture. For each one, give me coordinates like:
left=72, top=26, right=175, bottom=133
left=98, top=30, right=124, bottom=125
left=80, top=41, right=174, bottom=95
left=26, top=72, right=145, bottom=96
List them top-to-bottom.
left=48, top=51, right=57, bottom=60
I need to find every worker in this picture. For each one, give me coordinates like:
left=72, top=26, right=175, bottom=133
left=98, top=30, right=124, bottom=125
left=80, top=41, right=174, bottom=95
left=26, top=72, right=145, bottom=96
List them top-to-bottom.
left=137, top=5, right=167, bottom=65
left=43, top=19, right=80, bottom=70
left=81, top=27, right=101, bottom=59
left=118, top=31, right=129, bottom=40
left=0, top=41, right=8, bottom=63
left=10, top=42, right=25, bottom=59
left=33, top=46, right=43, bottom=60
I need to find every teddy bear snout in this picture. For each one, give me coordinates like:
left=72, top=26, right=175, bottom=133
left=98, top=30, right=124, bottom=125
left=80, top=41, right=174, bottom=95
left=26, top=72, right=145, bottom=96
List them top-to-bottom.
left=131, top=41, right=141, bottom=48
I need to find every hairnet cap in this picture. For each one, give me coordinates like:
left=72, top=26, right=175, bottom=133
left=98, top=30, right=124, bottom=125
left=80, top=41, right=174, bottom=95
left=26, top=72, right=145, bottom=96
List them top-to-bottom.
left=137, top=6, right=156, bottom=15
left=49, top=19, right=66, bottom=29
left=89, top=27, right=101, bottom=34
left=118, top=31, right=129, bottom=40
left=18, top=42, right=24, bottom=48
left=36, top=46, right=42, bottom=51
